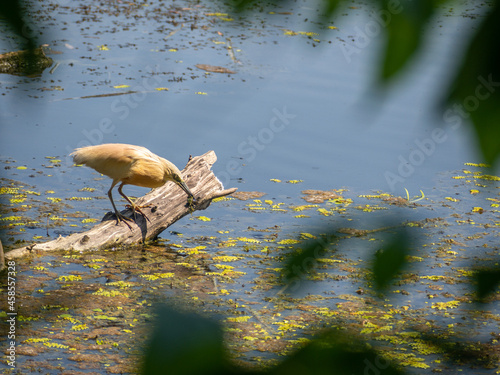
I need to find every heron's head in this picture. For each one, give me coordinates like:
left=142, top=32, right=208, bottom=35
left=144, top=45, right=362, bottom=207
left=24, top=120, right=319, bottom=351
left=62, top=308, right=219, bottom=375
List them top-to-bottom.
left=162, top=158, right=194, bottom=198
left=172, top=172, right=194, bottom=198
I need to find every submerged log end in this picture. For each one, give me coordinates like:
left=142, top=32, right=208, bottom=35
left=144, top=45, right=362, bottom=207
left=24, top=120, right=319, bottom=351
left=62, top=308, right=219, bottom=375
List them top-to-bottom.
left=194, top=187, right=238, bottom=210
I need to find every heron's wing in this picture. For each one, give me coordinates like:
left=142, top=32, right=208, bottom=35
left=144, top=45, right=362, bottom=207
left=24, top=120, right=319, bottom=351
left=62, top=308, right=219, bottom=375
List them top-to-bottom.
left=71, top=143, right=168, bottom=188
left=71, top=144, right=151, bottom=182
left=124, top=145, right=162, bottom=163
left=125, top=152, right=167, bottom=188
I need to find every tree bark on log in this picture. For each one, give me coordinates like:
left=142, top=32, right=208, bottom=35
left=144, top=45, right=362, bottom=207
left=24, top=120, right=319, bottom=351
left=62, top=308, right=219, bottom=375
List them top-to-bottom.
left=5, top=151, right=236, bottom=260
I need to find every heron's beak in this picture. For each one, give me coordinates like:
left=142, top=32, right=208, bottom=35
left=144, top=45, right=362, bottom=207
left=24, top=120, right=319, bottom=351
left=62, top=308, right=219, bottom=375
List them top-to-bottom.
left=177, top=180, right=194, bottom=198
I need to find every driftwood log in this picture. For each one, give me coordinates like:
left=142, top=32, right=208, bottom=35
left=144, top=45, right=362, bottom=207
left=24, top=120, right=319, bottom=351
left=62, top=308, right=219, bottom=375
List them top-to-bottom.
left=5, top=151, right=236, bottom=260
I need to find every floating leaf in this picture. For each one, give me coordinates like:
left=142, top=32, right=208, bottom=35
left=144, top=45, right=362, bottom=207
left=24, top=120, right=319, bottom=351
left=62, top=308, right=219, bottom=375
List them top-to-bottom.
left=205, top=12, right=229, bottom=16
left=195, top=64, right=236, bottom=74
left=195, top=216, right=211, bottom=221
left=277, top=239, right=301, bottom=245
left=56, top=275, right=82, bottom=282
left=431, top=301, right=460, bottom=310
left=94, top=315, right=118, bottom=320
left=71, top=324, right=88, bottom=331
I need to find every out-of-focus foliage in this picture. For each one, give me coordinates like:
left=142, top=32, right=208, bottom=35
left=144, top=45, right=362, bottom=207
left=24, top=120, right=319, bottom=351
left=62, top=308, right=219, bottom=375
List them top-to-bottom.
left=376, top=0, right=434, bottom=81
left=0, top=1, right=33, bottom=49
left=445, top=1, right=500, bottom=164
left=372, top=228, right=412, bottom=292
left=283, top=234, right=335, bottom=287
left=474, top=266, right=500, bottom=302
left=141, top=305, right=239, bottom=375
left=142, top=305, right=405, bottom=375
left=268, top=330, right=404, bottom=375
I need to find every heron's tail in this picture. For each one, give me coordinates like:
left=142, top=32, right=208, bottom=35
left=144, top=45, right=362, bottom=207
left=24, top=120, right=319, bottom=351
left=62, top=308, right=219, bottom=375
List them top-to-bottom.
left=70, top=147, right=91, bottom=165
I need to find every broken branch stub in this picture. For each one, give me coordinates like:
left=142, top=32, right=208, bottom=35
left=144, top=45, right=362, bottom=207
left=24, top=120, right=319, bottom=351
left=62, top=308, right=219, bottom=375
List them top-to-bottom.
left=5, top=151, right=236, bottom=260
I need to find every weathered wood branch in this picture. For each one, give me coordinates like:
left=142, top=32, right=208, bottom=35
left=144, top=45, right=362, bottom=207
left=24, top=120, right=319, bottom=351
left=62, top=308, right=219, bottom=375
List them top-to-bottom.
left=5, top=151, right=236, bottom=260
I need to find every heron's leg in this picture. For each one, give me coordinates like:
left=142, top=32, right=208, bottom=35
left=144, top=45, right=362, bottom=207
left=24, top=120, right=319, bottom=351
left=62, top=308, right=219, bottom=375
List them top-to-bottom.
left=108, top=181, right=133, bottom=228
left=117, top=183, right=151, bottom=222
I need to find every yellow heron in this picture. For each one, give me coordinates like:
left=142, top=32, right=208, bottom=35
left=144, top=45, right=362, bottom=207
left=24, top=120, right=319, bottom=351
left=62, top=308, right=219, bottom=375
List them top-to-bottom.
left=71, top=143, right=194, bottom=226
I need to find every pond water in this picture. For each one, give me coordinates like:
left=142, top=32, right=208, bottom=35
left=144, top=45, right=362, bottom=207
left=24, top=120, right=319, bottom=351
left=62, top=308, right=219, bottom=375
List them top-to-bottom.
left=0, top=0, right=495, bottom=198
left=1, top=0, right=499, bottom=374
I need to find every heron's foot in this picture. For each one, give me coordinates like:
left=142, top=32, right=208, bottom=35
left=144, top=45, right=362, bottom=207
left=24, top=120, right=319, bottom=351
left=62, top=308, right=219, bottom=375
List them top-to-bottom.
left=114, top=211, right=133, bottom=229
